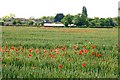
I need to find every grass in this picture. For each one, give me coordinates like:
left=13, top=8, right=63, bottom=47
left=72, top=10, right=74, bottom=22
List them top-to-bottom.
left=1, top=26, right=118, bottom=78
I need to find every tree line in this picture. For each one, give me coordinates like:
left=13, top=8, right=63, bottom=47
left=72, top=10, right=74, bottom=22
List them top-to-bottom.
left=0, top=6, right=118, bottom=28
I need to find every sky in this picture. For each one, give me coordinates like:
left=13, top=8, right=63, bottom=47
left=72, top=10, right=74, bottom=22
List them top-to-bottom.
left=0, top=0, right=119, bottom=18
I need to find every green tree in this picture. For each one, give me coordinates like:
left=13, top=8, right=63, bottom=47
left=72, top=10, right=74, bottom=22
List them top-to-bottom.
left=80, top=6, right=89, bottom=27
left=81, top=6, right=88, bottom=17
left=73, top=13, right=89, bottom=27
left=61, top=14, right=73, bottom=27
left=73, top=14, right=82, bottom=27
left=89, top=17, right=100, bottom=28
left=28, top=20, right=34, bottom=26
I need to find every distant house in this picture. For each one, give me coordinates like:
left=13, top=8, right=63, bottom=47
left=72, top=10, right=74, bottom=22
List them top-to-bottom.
left=4, top=22, right=13, bottom=26
left=44, top=23, right=64, bottom=27
left=44, top=23, right=76, bottom=27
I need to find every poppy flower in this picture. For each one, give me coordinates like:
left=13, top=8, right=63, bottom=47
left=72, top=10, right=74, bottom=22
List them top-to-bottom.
left=116, top=44, right=118, bottom=46
left=73, top=45, right=78, bottom=50
left=91, top=45, right=96, bottom=49
left=11, top=46, right=15, bottom=51
left=62, top=46, right=66, bottom=51
left=82, top=46, right=86, bottom=48
left=1, top=48, right=4, bottom=52
left=16, top=48, right=19, bottom=52
left=54, top=48, right=59, bottom=52
left=54, top=48, right=59, bottom=54
left=22, top=49, right=24, bottom=53
left=29, top=49, right=33, bottom=53
left=35, top=49, right=39, bottom=53
left=5, top=50, right=9, bottom=52
left=44, top=50, right=47, bottom=53
left=78, top=50, right=83, bottom=55
left=84, top=50, right=89, bottom=54
left=91, top=52, right=95, bottom=56
left=96, top=53, right=102, bottom=57
left=28, top=54, right=32, bottom=57
left=49, top=54, right=55, bottom=58
left=51, top=55, right=55, bottom=58
left=68, top=58, right=70, bottom=61
left=82, top=63, right=86, bottom=67
left=59, top=64, right=63, bottom=68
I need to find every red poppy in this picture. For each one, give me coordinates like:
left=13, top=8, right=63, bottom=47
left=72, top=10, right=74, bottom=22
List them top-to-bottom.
left=116, top=44, right=118, bottom=46
left=73, top=45, right=78, bottom=50
left=91, top=45, right=96, bottom=49
left=11, top=46, right=15, bottom=51
left=62, top=46, right=66, bottom=51
left=82, top=46, right=86, bottom=48
left=54, top=48, right=59, bottom=52
left=54, top=48, right=59, bottom=54
left=1, top=49, right=5, bottom=52
left=16, top=49, right=19, bottom=52
left=22, top=49, right=24, bottom=52
left=29, top=49, right=33, bottom=53
left=35, top=49, right=39, bottom=53
left=5, top=50, right=9, bottom=52
left=44, top=50, right=47, bottom=53
left=78, top=50, right=83, bottom=55
left=84, top=50, right=89, bottom=54
left=91, top=52, right=95, bottom=56
left=96, top=53, right=102, bottom=57
left=28, top=54, right=32, bottom=57
left=49, top=54, right=55, bottom=58
left=51, top=55, right=55, bottom=58
left=68, top=58, right=70, bottom=61
left=82, top=63, right=86, bottom=67
left=59, top=64, right=63, bottom=68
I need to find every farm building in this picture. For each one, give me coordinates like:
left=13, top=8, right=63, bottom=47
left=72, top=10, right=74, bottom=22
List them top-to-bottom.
left=4, top=22, right=13, bottom=26
left=44, top=23, right=76, bottom=27
left=44, top=23, right=64, bottom=27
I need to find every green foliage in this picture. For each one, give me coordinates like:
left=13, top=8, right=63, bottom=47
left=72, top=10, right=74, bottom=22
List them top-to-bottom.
left=82, top=6, right=88, bottom=17
left=61, top=14, right=73, bottom=27
left=28, top=20, right=34, bottom=26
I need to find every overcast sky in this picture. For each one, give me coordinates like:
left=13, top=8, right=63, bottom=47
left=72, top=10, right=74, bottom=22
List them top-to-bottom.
left=0, top=0, right=119, bottom=18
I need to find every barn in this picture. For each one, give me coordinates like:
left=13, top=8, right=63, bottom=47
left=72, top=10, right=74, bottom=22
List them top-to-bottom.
left=44, top=23, right=76, bottom=27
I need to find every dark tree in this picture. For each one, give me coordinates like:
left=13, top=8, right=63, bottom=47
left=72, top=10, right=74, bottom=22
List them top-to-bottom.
left=81, top=6, right=88, bottom=17
left=54, top=13, right=64, bottom=22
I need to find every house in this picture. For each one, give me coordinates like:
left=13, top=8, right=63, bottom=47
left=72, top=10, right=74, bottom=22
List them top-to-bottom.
left=4, top=22, right=13, bottom=26
left=44, top=23, right=64, bottom=27
left=44, top=23, right=76, bottom=27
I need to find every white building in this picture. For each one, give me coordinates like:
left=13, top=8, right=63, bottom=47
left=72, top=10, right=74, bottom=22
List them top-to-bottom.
left=44, top=23, right=76, bottom=27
